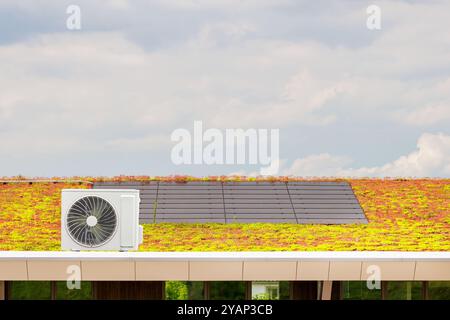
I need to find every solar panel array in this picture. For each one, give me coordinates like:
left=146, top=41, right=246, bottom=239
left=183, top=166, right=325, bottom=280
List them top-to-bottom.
left=93, top=181, right=367, bottom=224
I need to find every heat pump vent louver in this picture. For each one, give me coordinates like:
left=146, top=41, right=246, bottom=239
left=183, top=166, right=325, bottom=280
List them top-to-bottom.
left=67, top=196, right=117, bottom=247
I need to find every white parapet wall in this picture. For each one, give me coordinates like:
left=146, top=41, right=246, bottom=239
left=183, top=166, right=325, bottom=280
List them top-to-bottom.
left=0, top=251, right=449, bottom=281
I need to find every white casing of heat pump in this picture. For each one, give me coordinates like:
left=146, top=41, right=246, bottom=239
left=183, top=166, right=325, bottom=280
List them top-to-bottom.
left=61, top=189, right=143, bottom=251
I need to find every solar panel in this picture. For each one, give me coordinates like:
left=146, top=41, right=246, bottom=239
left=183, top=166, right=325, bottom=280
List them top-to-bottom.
left=93, top=181, right=368, bottom=224
left=155, top=182, right=225, bottom=223
left=223, top=182, right=296, bottom=223
left=287, top=182, right=367, bottom=224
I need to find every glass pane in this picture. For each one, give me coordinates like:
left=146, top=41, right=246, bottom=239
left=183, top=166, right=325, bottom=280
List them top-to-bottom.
left=8, top=281, right=51, bottom=300
left=56, top=281, right=92, bottom=300
left=165, top=281, right=189, bottom=300
left=252, top=281, right=280, bottom=300
left=342, top=281, right=381, bottom=300
left=429, top=281, right=450, bottom=300
left=187, top=282, right=204, bottom=300
left=210, top=282, right=245, bottom=300
left=279, top=282, right=290, bottom=300
left=386, top=282, right=422, bottom=300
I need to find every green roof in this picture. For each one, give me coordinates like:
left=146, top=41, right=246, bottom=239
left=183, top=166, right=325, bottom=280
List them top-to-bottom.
left=0, top=177, right=449, bottom=251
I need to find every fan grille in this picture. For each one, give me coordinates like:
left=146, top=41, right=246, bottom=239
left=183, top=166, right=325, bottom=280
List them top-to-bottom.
left=67, top=196, right=117, bottom=247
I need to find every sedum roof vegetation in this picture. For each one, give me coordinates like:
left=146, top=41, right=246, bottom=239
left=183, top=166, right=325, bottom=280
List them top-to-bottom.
left=0, top=176, right=448, bottom=252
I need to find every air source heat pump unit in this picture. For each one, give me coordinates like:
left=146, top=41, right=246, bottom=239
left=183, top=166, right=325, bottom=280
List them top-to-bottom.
left=61, top=189, right=143, bottom=251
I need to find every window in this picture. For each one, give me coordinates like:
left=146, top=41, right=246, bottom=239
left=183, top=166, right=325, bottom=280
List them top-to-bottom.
left=7, top=281, right=93, bottom=300
left=8, top=281, right=51, bottom=300
left=56, top=281, right=92, bottom=300
left=165, top=281, right=189, bottom=300
left=166, top=281, right=247, bottom=300
left=169, top=281, right=247, bottom=300
left=251, top=281, right=290, bottom=300
left=252, top=281, right=278, bottom=300
left=342, top=281, right=381, bottom=300
left=342, top=281, right=450, bottom=300
left=428, top=281, right=450, bottom=300
left=187, top=282, right=205, bottom=300
left=210, top=282, right=246, bottom=300
left=386, top=282, right=422, bottom=300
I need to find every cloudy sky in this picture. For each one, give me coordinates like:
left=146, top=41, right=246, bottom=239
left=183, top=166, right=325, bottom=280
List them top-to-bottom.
left=0, top=0, right=449, bottom=177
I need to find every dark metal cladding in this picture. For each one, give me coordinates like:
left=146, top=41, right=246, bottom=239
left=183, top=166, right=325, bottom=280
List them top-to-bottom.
left=93, top=181, right=368, bottom=224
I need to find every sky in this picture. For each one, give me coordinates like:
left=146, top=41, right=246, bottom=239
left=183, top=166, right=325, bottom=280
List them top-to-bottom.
left=0, top=0, right=449, bottom=177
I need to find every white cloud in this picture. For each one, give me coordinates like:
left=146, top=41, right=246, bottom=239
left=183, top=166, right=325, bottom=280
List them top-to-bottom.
left=108, top=0, right=130, bottom=9
left=156, top=0, right=291, bottom=10
left=0, top=1, right=450, bottom=175
left=194, top=22, right=256, bottom=48
left=1, top=30, right=350, bottom=155
left=282, top=71, right=352, bottom=110
left=399, top=105, right=450, bottom=126
left=284, top=133, right=450, bottom=177
left=105, top=134, right=169, bottom=151
left=283, top=153, right=352, bottom=177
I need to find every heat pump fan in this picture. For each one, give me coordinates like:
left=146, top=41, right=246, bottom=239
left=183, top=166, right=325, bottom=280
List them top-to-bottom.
left=61, top=189, right=143, bottom=251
